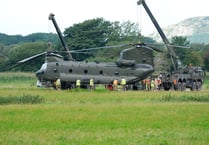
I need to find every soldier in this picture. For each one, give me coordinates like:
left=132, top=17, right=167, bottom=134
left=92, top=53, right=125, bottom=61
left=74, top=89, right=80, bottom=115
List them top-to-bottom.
left=55, top=77, right=61, bottom=90
left=157, top=77, right=162, bottom=90
left=89, top=78, right=94, bottom=91
left=121, top=78, right=126, bottom=91
left=145, top=78, right=151, bottom=91
left=154, top=78, right=158, bottom=91
left=173, top=78, right=177, bottom=90
left=76, top=79, right=81, bottom=88
left=113, top=79, right=118, bottom=91
left=151, top=79, right=155, bottom=91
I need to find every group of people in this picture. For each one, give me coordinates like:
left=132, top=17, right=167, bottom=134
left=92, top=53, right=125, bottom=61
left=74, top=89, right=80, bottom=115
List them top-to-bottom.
left=52, top=75, right=127, bottom=91
left=53, top=76, right=166, bottom=91
left=142, top=77, right=161, bottom=91
left=54, top=78, right=94, bottom=90
left=75, top=78, right=94, bottom=90
left=112, top=78, right=126, bottom=91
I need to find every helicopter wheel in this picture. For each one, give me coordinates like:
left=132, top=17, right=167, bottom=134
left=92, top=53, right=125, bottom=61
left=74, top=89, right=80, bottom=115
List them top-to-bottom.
left=196, top=81, right=202, bottom=91
left=163, top=82, right=171, bottom=91
left=181, top=82, right=186, bottom=91
left=191, top=82, right=197, bottom=91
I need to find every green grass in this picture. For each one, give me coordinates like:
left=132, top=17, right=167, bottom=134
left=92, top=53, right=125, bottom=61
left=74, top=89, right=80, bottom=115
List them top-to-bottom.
left=0, top=72, right=209, bottom=144
left=0, top=72, right=35, bottom=88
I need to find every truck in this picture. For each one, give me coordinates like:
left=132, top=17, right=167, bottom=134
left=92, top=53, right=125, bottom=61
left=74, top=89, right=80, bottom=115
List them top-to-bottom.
left=137, top=0, right=204, bottom=91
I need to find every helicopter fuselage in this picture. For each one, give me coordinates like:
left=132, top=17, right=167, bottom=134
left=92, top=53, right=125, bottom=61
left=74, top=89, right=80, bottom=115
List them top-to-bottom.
left=36, top=59, right=154, bottom=89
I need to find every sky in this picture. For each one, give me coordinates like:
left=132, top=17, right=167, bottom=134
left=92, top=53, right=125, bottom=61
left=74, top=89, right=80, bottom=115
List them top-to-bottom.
left=0, top=0, right=208, bottom=36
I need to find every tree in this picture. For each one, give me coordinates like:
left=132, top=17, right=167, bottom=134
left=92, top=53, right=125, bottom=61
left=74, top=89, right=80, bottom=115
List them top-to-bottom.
left=64, top=18, right=140, bottom=60
left=64, top=18, right=112, bottom=50
left=64, top=18, right=113, bottom=60
left=114, top=21, right=139, bottom=42
left=0, top=33, right=58, bottom=45
left=171, top=36, right=190, bottom=63
left=6, top=42, right=48, bottom=71
left=0, top=44, right=6, bottom=71
left=203, top=49, right=209, bottom=71
left=184, top=51, right=203, bottom=66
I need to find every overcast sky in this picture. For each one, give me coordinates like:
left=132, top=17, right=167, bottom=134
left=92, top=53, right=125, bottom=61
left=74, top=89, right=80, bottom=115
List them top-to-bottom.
left=0, top=0, right=208, bottom=36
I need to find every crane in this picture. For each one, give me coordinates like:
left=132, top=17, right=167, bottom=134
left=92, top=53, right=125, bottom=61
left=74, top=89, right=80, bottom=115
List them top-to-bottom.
left=137, top=0, right=182, bottom=71
left=137, top=0, right=204, bottom=91
left=48, top=13, right=73, bottom=60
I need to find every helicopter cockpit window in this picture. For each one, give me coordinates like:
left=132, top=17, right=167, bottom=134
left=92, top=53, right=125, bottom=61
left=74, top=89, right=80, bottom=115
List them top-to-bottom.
left=40, top=63, right=47, bottom=71
left=84, top=70, right=88, bottom=74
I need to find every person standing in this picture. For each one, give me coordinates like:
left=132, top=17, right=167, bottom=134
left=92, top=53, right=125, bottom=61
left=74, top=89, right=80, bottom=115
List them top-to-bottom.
left=55, top=78, right=61, bottom=90
left=90, top=78, right=94, bottom=91
left=121, top=78, right=126, bottom=91
left=145, top=78, right=151, bottom=91
left=154, top=78, right=158, bottom=91
left=76, top=79, right=81, bottom=88
left=113, top=79, right=118, bottom=91
left=151, top=79, right=155, bottom=91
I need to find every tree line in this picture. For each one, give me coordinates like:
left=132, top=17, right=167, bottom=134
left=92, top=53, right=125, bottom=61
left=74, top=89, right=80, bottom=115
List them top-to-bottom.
left=0, top=18, right=209, bottom=72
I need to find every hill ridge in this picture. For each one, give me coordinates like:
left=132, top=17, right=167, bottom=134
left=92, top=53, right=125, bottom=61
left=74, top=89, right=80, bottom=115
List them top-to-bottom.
left=148, top=16, right=209, bottom=44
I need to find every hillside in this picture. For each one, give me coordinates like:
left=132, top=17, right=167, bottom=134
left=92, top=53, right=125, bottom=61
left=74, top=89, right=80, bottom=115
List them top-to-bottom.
left=149, top=16, right=209, bottom=44
left=0, top=33, right=58, bottom=45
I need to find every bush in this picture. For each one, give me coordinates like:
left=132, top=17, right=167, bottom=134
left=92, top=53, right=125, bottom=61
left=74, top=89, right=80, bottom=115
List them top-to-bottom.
left=161, top=93, right=209, bottom=102
left=0, top=94, right=44, bottom=105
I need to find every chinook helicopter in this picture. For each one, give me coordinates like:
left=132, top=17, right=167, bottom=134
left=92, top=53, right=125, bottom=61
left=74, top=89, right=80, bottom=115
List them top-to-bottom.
left=17, top=13, right=162, bottom=90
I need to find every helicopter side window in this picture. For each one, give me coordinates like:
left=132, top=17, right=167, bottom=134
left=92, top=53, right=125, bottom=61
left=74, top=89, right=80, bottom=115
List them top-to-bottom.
left=142, top=58, right=146, bottom=63
left=69, top=69, right=72, bottom=73
left=84, top=70, right=88, bottom=74
left=99, top=70, right=103, bottom=75
left=115, top=71, right=119, bottom=75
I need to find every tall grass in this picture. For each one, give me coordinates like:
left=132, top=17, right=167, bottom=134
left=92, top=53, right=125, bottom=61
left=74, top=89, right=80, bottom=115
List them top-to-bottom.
left=0, top=72, right=36, bottom=88
left=0, top=72, right=35, bottom=82
left=161, top=93, right=209, bottom=102
left=0, top=94, right=44, bottom=105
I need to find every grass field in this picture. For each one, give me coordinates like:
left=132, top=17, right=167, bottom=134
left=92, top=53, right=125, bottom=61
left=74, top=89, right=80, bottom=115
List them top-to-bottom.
left=0, top=72, right=209, bottom=145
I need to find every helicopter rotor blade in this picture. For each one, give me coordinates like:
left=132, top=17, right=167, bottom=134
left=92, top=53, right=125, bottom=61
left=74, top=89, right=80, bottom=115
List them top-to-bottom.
left=145, top=42, right=190, bottom=49
left=68, top=43, right=165, bottom=54
left=132, top=43, right=164, bottom=52
left=69, top=44, right=130, bottom=53
left=167, top=44, right=190, bottom=49
left=146, top=45, right=164, bottom=52
left=17, top=52, right=47, bottom=64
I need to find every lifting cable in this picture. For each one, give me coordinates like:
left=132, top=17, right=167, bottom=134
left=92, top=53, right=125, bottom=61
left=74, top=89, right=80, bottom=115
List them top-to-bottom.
left=137, top=4, right=142, bottom=34
left=137, top=4, right=144, bottom=43
left=47, top=20, right=53, bottom=50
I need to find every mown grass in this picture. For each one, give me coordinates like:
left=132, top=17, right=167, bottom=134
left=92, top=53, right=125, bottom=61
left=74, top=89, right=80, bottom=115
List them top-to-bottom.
left=0, top=72, right=209, bottom=145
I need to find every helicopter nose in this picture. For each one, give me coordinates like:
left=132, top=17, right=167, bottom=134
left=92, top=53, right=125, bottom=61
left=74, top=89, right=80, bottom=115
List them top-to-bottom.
left=147, top=65, right=154, bottom=74
left=36, top=70, right=44, bottom=77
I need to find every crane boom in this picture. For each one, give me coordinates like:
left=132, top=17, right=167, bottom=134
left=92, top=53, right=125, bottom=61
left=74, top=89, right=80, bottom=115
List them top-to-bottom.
left=137, top=0, right=182, bottom=70
left=49, top=13, right=73, bottom=60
